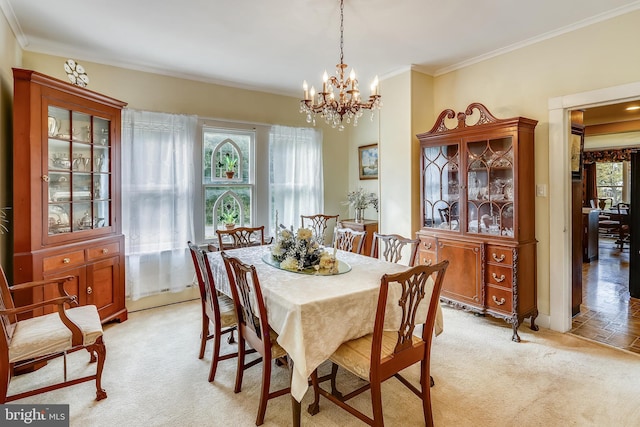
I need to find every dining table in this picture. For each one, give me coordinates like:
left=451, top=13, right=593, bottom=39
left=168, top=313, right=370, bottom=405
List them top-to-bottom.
left=207, top=245, right=444, bottom=404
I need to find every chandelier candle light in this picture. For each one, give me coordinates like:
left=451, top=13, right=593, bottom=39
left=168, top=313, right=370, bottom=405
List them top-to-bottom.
left=300, top=0, right=382, bottom=131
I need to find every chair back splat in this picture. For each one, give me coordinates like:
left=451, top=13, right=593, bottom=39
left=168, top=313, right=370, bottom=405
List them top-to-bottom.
left=301, top=214, right=339, bottom=244
left=215, top=226, right=272, bottom=251
left=334, top=227, right=367, bottom=254
left=370, top=232, right=419, bottom=266
left=308, top=260, right=449, bottom=427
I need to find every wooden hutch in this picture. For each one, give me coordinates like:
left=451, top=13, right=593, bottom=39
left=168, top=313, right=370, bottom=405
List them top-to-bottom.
left=12, top=68, right=128, bottom=323
left=416, top=103, right=538, bottom=341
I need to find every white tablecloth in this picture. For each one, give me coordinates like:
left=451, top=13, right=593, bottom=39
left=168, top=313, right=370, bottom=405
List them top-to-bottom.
left=207, top=245, right=443, bottom=402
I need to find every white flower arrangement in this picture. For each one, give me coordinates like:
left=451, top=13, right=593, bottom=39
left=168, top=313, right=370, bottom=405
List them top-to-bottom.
left=343, top=188, right=379, bottom=211
left=272, top=225, right=335, bottom=272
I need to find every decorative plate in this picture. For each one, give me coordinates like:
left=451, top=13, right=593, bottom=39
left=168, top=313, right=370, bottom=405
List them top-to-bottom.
left=64, top=59, right=89, bottom=87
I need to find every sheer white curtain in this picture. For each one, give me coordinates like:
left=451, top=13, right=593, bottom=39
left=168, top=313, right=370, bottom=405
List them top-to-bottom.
left=121, top=109, right=197, bottom=300
left=269, top=126, right=323, bottom=233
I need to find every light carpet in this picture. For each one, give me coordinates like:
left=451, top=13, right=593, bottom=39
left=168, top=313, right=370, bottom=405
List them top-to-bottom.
left=7, top=300, right=640, bottom=426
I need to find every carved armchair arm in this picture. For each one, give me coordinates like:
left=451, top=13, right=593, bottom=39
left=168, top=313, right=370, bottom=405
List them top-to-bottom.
left=7, top=276, right=83, bottom=345
left=10, top=276, right=78, bottom=307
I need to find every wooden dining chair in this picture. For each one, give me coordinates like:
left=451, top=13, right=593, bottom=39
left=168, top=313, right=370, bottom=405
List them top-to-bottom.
left=615, top=202, right=630, bottom=249
left=301, top=214, right=339, bottom=244
left=215, top=225, right=273, bottom=251
left=333, top=227, right=367, bottom=254
left=370, top=232, right=419, bottom=266
left=188, top=241, right=240, bottom=382
left=221, top=252, right=292, bottom=426
left=308, top=260, right=449, bottom=427
left=0, top=266, right=107, bottom=403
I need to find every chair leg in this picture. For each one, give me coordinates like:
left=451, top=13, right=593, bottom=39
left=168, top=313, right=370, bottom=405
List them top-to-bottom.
left=199, top=314, right=210, bottom=359
left=208, top=325, right=222, bottom=382
left=227, top=328, right=236, bottom=344
left=93, top=336, right=107, bottom=401
left=234, top=336, right=246, bottom=394
left=256, top=358, right=272, bottom=426
left=289, top=358, right=301, bottom=427
left=0, top=361, right=10, bottom=404
left=422, top=362, right=434, bottom=427
left=307, top=369, right=321, bottom=415
left=370, top=380, right=384, bottom=427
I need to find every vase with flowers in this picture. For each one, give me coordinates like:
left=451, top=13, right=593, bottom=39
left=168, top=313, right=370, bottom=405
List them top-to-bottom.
left=222, top=153, right=238, bottom=179
left=343, top=188, right=378, bottom=222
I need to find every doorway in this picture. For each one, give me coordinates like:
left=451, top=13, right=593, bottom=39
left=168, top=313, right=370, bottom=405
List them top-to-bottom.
left=548, top=81, right=640, bottom=334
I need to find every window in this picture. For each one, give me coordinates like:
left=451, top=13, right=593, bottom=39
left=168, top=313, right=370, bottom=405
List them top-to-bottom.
left=202, top=127, right=254, bottom=240
left=596, top=161, right=628, bottom=206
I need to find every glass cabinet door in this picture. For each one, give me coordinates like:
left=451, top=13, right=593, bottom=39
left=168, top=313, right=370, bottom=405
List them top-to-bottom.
left=47, top=105, right=111, bottom=236
left=465, top=136, right=514, bottom=237
left=421, top=143, right=460, bottom=231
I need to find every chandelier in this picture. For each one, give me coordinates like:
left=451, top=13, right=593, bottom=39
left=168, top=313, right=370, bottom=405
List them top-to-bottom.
left=300, top=0, right=382, bottom=131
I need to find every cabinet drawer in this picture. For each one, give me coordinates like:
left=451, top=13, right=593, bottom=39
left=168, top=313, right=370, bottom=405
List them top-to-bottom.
left=418, top=236, right=436, bottom=252
left=86, top=242, right=120, bottom=261
left=486, top=245, right=513, bottom=265
left=43, top=250, right=85, bottom=272
left=417, top=250, right=437, bottom=267
left=486, top=264, right=513, bottom=288
left=486, top=286, right=513, bottom=313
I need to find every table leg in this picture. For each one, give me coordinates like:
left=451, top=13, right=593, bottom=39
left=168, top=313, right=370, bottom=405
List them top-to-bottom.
left=289, top=356, right=301, bottom=427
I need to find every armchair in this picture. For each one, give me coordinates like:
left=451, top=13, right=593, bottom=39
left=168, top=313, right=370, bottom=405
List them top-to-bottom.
left=0, top=266, right=106, bottom=403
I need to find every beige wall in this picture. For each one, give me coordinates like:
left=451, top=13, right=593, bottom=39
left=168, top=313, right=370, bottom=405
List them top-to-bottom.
left=384, top=9, right=640, bottom=319
left=0, top=12, right=21, bottom=273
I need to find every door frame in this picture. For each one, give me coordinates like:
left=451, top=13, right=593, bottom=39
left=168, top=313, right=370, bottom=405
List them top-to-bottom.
left=548, top=81, right=640, bottom=333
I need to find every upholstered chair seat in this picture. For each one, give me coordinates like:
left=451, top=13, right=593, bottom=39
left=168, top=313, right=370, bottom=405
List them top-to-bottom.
left=9, top=305, right=103, bottom=363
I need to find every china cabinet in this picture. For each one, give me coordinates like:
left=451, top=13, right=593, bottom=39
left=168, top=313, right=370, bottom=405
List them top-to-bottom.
left=12, top=68, right=128, bottom=323
left=416, top=103, right=537, bottom=341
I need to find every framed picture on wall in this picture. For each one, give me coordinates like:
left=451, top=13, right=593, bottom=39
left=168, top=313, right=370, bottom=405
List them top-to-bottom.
left=570, top=124, right=585, bottom=180
left=358, top=144, right=378, bottom=180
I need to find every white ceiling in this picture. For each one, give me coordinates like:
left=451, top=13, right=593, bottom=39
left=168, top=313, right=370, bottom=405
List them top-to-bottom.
left=3, top=0, right=640, bottom=98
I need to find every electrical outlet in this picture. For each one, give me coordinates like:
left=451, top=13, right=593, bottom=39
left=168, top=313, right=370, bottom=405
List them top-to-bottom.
left=536, top=184, right=547, bottom=197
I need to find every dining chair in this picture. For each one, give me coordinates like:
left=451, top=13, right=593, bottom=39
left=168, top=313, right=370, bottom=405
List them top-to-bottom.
left=615, top=202, right=630, bottom=249
left=301, top=214, right=339, bottom=244
left=215, top=225, right=273, bottom=251
left=333, top=227, right=367, bottom=254
left=370, top=232, right=419, bottom=266
left=188, top=241, right=240, bottom=382
left=221, top=252, right=293, bottom=426
left=308, top=260, right=449, bottom=427
left=0, top=266, right=107, bottom=403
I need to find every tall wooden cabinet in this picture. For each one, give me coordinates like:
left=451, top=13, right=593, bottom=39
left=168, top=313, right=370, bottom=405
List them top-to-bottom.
left=12, top=68, right=128, bottom=323
left=416, top=103, right=537, bottom=341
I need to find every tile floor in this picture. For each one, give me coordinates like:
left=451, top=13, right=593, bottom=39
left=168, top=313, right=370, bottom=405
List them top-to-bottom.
left=570, top=236, right=640, bottom=354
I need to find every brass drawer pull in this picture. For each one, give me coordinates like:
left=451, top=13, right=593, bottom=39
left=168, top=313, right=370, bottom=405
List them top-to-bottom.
left=42, top=175, right=50, bottom=182
left=424, top=242, right=432, bottom=250
left=102, top=248, right=109, bottom=254
left=492, top=253, right=505, bottom=263
left=62, top=258, right=70, bottom=264
left=424, top=259, right=432, bottom=266
left=492, top=273, right=506, bottom=283
left=87, top=287, right=93, bottom=295
left=492, top=296, right=506, bottom=306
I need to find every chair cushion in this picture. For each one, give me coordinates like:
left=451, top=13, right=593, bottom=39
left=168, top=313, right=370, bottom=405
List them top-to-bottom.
left=217, top=293, right=238, bottom=329
left=9, top=305, right=103, bottom=363
left=269, top=328, right=287, bottom=360
left=330, top=331, right=422, bottom=380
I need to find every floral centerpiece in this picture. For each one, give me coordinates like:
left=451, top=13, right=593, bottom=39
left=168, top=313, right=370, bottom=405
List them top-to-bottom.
left=343, top=188, right=378, bottom=221
left=271, top=226, right=337, bottom=272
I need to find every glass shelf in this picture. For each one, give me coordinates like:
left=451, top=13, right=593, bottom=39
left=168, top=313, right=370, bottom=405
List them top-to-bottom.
left=46, top=104, right=112, bottom=236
